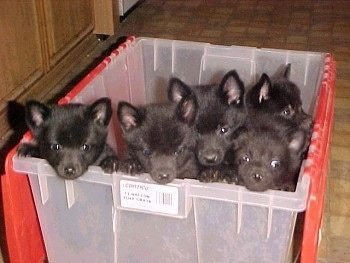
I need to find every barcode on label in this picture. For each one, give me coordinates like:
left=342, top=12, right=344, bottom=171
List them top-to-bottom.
left=120, top=180, right=179, bottom=215
left=157, top=192, right=172, bottom=206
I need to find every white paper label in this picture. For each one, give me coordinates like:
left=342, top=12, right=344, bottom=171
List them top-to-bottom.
left=120, top=180, right=179, bottom=215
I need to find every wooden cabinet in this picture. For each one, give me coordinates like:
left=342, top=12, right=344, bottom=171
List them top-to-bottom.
left=0, top=0, right=119, bottom=145
left=0, top=0, right=44, bottom=107
left=44, top=1, right=94, bottom=66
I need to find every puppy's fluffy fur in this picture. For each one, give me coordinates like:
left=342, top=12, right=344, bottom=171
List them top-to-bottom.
left=230, top=63, right=313, bottom=191
left=245, top=64, right=313, bottom=157
left=168, top=70, right=246, bottom=182
left=117, top=94, right=198, bottom=184
left=17, top=98, right=119, bottom=179
left=233, top=125, right=306, bottom=192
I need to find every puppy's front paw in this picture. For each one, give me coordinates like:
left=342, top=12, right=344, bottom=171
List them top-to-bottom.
left=17, top=143, right=40, bottom=158
left=100, top=156, right=120, bottom=173
left=118, top=159, right=143, bottom=175
left=198, top=167, right=236, bottom=184
left=198, top=168, right=221, bottom=183
left=278, top=182, right=296, bottom=192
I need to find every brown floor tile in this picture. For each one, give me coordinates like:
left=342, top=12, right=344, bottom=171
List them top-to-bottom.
left=225, top=25, right=247, bottom=34
left=247, top=26, right=268, bottom=36
left=200, top=29, right=222, bottom=38
left=310, top=30, right=333, bottom=39
left=286, top=35, right=308, bottom=44
left=335, top=98, right=350, bottom=110
left=334, top=109, right=350, bottom=124
left=333, top=121, right=350, bottom=132
left=332, top=130, right=350, bottom=147
left=331, top=146, right=350, bottom=162
left=330, top=160, right=350, bottom=179
left=329, top=178, right=350, bottom=216
left=318, top=212, right=329, bottom=260
left=330, top=215, right=350, bottom=238
left=329, top=237, right=350, bottom=262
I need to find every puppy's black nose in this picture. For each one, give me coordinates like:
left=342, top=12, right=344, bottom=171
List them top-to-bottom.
left=204, top=153, right=218, bottom=162
left=64, top=167, right=76, bottom=175
left=158, top=173, right=170, bottom=180
left=252, top=173, right=263, bottom=181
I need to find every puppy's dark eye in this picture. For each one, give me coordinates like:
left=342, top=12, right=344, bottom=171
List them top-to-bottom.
left=281, top=107, right=294, bottom=117
left=282, top=109, right=291, bottom=115
left=219, top=126, right=229, bottom=135
left=50, top=143, right=61, bottom=151
left=81, top=144, right=90, bottom=151
left=175, top=146, right=184, bottom=156
left=143, top=148, right=152, bottom=156
left=241, top=155, right=250, bottom=162
left=271, top=160, right=281, bottom=168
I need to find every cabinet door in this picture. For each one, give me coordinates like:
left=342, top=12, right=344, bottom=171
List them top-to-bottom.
left=0, top=0, right=44, bottom=102
left=0, top=0, right=45, bottom=137
left=44, top=0, right=94, bottom=67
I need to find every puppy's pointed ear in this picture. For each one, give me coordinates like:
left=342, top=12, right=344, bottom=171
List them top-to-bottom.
left=283, top=63, right=292, bottom=79
left=219, top=70, right=245, bottom=105
left=248, top=73, right=271, bottom=104
left=258, top=73, right=271, bottom=103
left=167, top=77, right=192, bottom=103
left=176, top=94, right=197, bottom=125
left=88, top=97, right=112, bottom=126
left=25, top=100, right=51, bottom=131
left=117, top=101, right=143, bottom=131
left=287, top=129, right=307, bottom=155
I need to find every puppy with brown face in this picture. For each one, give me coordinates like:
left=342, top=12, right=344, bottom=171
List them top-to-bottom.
left=233, top=127, right=306, bottom=192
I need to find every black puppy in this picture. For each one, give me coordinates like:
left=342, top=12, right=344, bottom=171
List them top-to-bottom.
left=245, top=64, right=313, bottom=157
left=245, top=64, right=302, bottom=117
left=167, top=70, right=246, bottom=182
left=117, top=94, right=198, bottom=184
left=17, top=98, right=119, bottom=179
left=233, top=126, right=306, bottom=192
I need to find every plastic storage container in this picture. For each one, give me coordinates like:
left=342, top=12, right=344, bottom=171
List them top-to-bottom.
left=2, top=37, right=336, bottom=263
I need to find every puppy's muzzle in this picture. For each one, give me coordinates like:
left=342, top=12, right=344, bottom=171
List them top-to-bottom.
left=199, top=149, right=222, bottom=166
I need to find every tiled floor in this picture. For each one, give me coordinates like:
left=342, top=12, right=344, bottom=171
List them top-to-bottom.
left=1, top=0, right=349, bottom=262
left=112, top=1, right=350, bottom=262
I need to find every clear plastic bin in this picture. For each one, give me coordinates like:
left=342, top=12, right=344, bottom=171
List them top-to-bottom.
left=2, top=37, right=336, bottom=263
